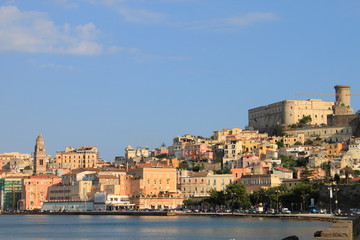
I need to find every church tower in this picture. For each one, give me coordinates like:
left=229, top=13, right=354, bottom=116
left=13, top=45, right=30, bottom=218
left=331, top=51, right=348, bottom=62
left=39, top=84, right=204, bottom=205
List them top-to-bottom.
left=34, top=134, right=47, bottom=175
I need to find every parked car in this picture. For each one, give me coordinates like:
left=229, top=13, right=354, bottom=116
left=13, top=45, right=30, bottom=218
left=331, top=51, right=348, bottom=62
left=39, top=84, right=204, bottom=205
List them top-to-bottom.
left=281, top=208, right=291, bottom=214
left=309, top=208, right=319, bottom=214
left=248, top=209, right=257, bottom=214
left=265, top=209, right=275, bottom=214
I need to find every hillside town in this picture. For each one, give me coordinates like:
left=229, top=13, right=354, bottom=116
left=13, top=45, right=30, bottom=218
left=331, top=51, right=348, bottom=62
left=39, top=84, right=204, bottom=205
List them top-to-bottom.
left=1, top=85, right=360, bottom=214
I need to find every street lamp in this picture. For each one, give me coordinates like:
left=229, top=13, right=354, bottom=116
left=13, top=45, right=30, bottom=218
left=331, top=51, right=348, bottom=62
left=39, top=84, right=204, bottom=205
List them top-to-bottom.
left=328, top=186, right=333, bottom=214
left=334, top=187, right=339, bottom=212
left=275, top=190, right=280, bottom=213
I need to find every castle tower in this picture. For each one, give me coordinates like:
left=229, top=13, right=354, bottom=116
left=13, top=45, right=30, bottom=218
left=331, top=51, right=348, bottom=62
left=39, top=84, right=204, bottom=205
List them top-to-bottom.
left=333, top=85, right=353, bottom=115
left=334, top=85, right=351, bottom=107
left=34, top=134, right=47, bottom=175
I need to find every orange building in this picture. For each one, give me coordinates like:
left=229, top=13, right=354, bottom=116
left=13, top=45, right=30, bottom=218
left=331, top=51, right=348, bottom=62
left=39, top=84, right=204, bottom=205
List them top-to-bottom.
left=128, top=163, right=182, bottom=209
left=128, top=163, right=177, bottom=196
left=231, top=168, right=251, bottom=183
left=20, top=175, right=62, bottom=210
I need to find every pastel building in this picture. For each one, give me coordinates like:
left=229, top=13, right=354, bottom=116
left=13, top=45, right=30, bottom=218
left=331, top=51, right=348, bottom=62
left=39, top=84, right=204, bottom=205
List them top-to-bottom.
left=223, top=139, right=243, bottom=166
left=181, top=144, right=213, bottom=161
left=55, top=146, right=99, bottom=169
left=0, top=152, right=32, bottom=170
left=238, top=154, right=261, bottom=168
left=128, top=163, right=182, bottom=209
left=128, top=163, right=177, bottom=196
left=272, top=166, right=293, bottom=180
left=231, top=168, right=251, bottom=183
left=180, top=171, right=233, bottom=199
left=241, top=174, right=281, bottom=194
left=20, top=175, right=62, bottom=210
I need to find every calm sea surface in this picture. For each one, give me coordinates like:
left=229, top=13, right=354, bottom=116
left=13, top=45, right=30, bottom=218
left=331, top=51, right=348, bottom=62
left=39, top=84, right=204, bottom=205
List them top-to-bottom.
left=0, top=215, right=332, bottom=240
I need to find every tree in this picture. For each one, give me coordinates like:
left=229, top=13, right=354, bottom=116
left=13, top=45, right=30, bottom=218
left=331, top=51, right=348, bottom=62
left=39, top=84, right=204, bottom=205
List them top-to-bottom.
left=299, top=115, right=312, bottom=125
left=273, top=126, right=285, bottom=137
left=304, top=139, right=313, bottom=145
left=276, top=141, right=285, bottom=148
left=280, top=156, right=296, bottom=170
left=296, top=157, right=309, bottom=167
left=178, top=161, right=190, bottom=170
left=191, top=165, right=204, bottom=172
left=300, top=167, right=313, bottom=183
left=215, top=169, right=230, bottom=174
left=354, top=170, right=360, bottom=177
left=334, top=174, right=340, bottom=184
left=225, top=183, right=250, bottom=210
left=292, top=183, right=319, bottom=211
left=250, top=188, right=269, bottom=207
left=204, top=189, right=226, bottom=211
left=183, top=199, right=199, bottom=208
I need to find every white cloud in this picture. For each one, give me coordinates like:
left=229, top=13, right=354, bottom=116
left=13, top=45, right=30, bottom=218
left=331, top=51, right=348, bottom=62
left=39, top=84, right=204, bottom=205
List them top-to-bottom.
left=54, top=0, right=79, bottom=9
left=87, top=0, right=165, bottom=24
left=0, top=6, right=107, bottom=55
left=117, top=6, right=165, bottom=24
left=185, top=12, right=280, bottom=31
left=225, top=12, right=280, bottom=26
left=28, top=59, right=75, bottom=70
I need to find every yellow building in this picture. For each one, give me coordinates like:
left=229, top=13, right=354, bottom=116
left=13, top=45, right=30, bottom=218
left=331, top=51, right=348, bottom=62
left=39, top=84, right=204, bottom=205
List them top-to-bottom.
left=284, top=126, right=353, bottom=143
left=212, top=128, right=243, bottom=143
left=281, top=134, right=305, bottom=147
left=223, top=139, right=243, bottom=165
left=242, top=140, right=259, bottom=153
left=55, top=146, right=99, bottom=169
left=0, top=152, right=32, bottom=170
left=128, top=163, right=177, bottom=196
left=128, top=163, right=181, bottom=209
left=180, top=171, right=233, bottom=199
left=241, top=174, right=281, bottom=194
left=48, top=180, right=93, bottom=201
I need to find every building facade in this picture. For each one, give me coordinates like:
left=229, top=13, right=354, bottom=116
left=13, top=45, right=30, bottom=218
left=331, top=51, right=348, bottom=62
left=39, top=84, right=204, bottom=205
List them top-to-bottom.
left=55, top=146, right=99, bottom=169
left=20, top=175, right=62, bottom=210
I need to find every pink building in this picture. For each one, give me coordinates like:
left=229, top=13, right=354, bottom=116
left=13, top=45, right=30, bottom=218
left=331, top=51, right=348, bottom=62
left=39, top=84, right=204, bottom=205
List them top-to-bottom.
left=181, top=144, right=213, bottom=161
left=155, top=147, right=169, bottom=156
left=238, top=154, right=260, bottom=168
left=296, top=167, right=326, bottom=180
left=20, top=175, right=62, bottom=210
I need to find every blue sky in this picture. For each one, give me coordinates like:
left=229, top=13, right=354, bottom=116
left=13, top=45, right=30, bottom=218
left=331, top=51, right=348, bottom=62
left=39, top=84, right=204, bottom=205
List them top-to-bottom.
left=1, top=0, right=360, bottom=161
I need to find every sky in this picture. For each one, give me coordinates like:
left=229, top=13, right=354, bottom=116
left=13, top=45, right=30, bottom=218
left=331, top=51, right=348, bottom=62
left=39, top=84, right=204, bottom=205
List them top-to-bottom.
left=1, top=0, right=360, bottom=161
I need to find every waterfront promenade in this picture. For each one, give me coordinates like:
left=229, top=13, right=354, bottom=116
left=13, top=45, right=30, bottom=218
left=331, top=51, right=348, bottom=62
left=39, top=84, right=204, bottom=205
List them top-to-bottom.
left=1, top=210, right=350, bottom=222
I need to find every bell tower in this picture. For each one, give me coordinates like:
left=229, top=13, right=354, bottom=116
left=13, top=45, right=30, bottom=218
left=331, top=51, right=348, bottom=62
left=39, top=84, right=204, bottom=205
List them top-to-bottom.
left=34, top=134, right=47, bottom=175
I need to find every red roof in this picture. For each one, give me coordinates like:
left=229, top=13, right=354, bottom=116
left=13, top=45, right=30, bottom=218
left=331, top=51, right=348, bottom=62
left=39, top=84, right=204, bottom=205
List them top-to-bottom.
left=135, top=163, right=172, bottom=169
left=274, top=166, right=293, bottom=173
left=352, top=176, right=360, bottom=182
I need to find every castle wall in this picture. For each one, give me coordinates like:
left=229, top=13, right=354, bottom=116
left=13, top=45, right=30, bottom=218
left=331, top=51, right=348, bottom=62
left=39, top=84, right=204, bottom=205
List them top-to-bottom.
left=248, top=99, right=334, bottom=132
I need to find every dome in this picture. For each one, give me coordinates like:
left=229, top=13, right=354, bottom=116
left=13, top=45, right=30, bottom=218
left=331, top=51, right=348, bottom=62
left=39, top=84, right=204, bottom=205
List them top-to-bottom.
left=36, top=134, right=44, bottom=144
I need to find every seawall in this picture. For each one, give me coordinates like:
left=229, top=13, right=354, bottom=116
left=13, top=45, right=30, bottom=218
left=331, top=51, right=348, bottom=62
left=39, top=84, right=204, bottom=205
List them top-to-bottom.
left=313, top=217, right=360, bottom=240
